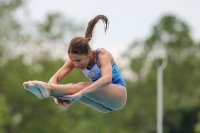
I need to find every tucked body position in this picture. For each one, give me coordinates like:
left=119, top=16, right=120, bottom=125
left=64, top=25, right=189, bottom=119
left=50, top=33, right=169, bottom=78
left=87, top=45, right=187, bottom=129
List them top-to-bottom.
left=23, top=15, right=127, bottom=113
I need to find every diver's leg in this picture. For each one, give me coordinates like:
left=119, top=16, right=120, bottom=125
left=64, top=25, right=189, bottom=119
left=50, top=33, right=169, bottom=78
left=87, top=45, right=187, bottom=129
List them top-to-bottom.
left=23, top=81, right=127, bottom=110
left=78, top=96, right=111, bottom=113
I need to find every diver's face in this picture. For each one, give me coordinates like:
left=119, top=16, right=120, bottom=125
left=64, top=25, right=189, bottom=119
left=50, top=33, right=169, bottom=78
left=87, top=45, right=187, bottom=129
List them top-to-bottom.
left=68, top=53, right=90, bottom=70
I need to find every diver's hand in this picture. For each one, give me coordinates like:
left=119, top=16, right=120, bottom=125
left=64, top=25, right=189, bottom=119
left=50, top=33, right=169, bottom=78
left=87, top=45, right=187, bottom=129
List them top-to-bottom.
left=58, top=92, right=82, bottom=106
left=60, top=92, right=82, bottom=101
left=53, top=98, right=71, bottom=107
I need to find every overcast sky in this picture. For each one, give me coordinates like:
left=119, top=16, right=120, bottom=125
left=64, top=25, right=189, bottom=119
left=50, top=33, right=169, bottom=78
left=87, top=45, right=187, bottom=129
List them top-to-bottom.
left=22, top=0, right=200, bottom=58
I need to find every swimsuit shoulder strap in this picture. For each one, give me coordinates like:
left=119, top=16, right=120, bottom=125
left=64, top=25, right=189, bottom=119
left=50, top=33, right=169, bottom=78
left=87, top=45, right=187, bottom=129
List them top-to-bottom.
left=95, top=48, right=100, bottom=67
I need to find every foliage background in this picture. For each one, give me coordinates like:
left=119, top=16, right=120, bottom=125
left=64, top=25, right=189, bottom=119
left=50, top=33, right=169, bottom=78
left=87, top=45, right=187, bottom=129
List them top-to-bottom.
left=0, top=0, right=200, bottom=133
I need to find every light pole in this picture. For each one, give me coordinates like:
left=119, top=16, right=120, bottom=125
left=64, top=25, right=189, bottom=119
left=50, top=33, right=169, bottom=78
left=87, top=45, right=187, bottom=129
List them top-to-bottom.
left=153, top=44, right=167, bottom=133
left=157, top=65, right=163, bottom=133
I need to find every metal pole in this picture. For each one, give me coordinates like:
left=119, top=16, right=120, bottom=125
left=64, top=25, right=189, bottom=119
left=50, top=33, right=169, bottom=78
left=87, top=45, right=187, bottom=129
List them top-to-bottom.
left=157, top=66, right=163, bottom=133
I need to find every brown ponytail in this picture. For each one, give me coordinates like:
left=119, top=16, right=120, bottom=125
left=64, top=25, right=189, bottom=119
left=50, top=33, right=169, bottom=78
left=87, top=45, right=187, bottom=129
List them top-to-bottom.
left=68, top=15, right=109, bottom=55
left=85, top=15, right=109, bottom=41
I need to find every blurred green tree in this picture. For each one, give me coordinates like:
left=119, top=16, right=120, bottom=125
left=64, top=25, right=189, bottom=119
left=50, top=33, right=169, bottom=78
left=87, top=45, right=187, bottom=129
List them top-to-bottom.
left=1, top=0, right=200, bottom=132
left=37, top=13, right=84, bottom=41
left=122, top=15, right=200, bottom=133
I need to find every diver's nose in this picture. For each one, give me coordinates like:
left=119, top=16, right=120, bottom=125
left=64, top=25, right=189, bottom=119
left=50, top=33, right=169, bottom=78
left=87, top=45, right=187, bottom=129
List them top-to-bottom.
left=74, top=62, right=80, bottom=67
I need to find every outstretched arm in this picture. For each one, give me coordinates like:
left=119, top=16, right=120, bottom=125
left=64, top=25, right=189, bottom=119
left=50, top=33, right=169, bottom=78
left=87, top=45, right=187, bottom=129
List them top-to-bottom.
left=48, top=59, right=75, bottom=84
left=48, top=59, right=74, bottom=107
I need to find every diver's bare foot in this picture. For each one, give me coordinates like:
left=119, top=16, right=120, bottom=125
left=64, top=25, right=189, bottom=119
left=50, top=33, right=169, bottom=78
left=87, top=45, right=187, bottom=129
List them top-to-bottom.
left=24, top=80, right=51, bottom=98
left=34, top=81, right=51, bottom=98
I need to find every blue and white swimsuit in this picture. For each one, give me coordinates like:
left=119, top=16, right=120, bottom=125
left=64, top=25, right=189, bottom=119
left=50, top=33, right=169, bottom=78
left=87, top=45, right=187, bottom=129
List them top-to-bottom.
left=82, top=49, right=126, bottom=88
